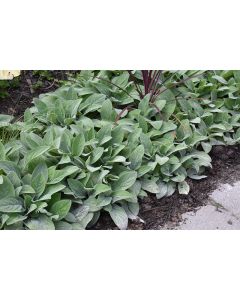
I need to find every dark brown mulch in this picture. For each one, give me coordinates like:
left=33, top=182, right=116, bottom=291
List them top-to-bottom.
left=0, top=71, right=73, bottom=117
left=94, top=145, right=240, bottom=230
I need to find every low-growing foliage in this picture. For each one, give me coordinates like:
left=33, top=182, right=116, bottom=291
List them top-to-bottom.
left=1, top=70, right=240, bottom=229
left=0, top=76, right=20, bottom=99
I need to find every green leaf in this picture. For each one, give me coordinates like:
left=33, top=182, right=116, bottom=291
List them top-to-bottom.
left=234, top=71, right=240, bottom=82
left=112, top=72, right=129, bottom=88
left=212, top=75, right=227, bottom=84
left=83, top=93, right=106, bottom=111
left=139, top=95, right=150, bottom=114
left=101, top=99, right=114, bottom=121
left=155, top=99, right=166, bottom=111
left=162, top=99, right=176, bottom=119
left=0, top=114, right=14, bottom=124
left=177, top=119, right=192, bottom=141
left=149, top=120, right=163, bottom=130
left=160, top=121, right=177, bottom=135
left=96, top=124, right=112, bottom=145
left=111, top=125, right=125, bottom=144
left=59, top=131, right=71, bottom=153
left=140, top=133, right=152, bottom=155
left=72, top=134, right=85, bottom=157
left=0, top=141, right=5, bottom=160
left=201, top=142, right=212, bottom=153
left=129, top=145, right=144, bottom=170
left=25, top=146, right=50, bottom=166
left=91, top=147, right=104, bottom=164
left=155, top=154, right=169, bottom=165
left=59, top=155, right=71, bottom=165
left=108, top=156, right=126, bottom=163
left=0, top=161, right=21, bottom=177
left=31, top=162, right=48, bottom=196
left=86, top=165, right=102, bottom=172
left=137, top=165, right=153, bottom=177
left=48, top=166, right=79, bottom=184
left=112, top=171, right=137, bottom=191
left=172, top=173, right=186, bottom=182
left=0, top=176, right=15, bottom=199
left=68, top=178, right=86, bottom=198
left=141, top=179, right=160, bottom=193
left=156, top=181, right=168, bottom=199
left=178, top=181, right=190, bottom=195
left=94, top=183, right=111, bottom=196
left=39, top=184, right=65, bottom=201
left=20, top=185, right=36, bottom=194
left=112, top=190, right=133, bottom=202
left=84, top=196, right=112, bottom=212
left=0, top=197, right=24, bottom=213
left=50, top=200, right=71, bottom=220
left=124, top=202, right=140, bottom=220
left=73, top=205, right=90, bottom=222
left=109, top=205, right=128, bottom=230
left=79, top=212, right=94, bottom=228
left=6, top=215, right=27, bottom=226
left=25, top=215, right=55, bottom=230
left=55, top=221, right=84, bottom=230
left=55, top=221, right=74, bottom=230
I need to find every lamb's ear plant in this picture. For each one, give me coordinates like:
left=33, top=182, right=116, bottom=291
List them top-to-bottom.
left=1, top=70, right=240, bottom=229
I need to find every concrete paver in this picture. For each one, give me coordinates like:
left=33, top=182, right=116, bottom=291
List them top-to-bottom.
left=178, top=181, right=240, bottom=230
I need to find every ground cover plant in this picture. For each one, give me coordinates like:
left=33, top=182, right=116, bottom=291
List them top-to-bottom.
left=1, top=70, right=240, bottom=229
left=0, top=71, right=76, bottom=117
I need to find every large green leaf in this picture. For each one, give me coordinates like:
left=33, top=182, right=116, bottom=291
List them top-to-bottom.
left=112, top=72, right=129, bottom=89
left=100, top=99, right=115, bottom=121
left=177, top=119, right=192, bottom=141
left=72, top=134, right=85, bottom=157
left=129, top=145, right=144, bottom=170
left=25, top=146, right=50, bottom=166
left=91, top=147, right=104, bottom=164
left=0, top=161, right=21, bottom=177
left=31, top=162, right=48, bottom=196
left=48, top=166, right=79, bottom=184
left=112, top=171, right=137, bottom=191
left=0, top=176, right=15, bottom=199
left=68, top=178, right=86, bottom=198
left=141, top=179, right=160, bottom=193
left=178, top=181, right=190, bottom=195
left=39, top=183, right=66, bottom=201
left=94, top=183, right=111, bottom=196
left=84, top=196, right=112, bottom=212
left=0, top=197, right=24, bottom=213
left=50, top=200, right=71, bottom=220
left=109, top=205, right=128, bottom=230
left=25, top=215, right=55, bottom=230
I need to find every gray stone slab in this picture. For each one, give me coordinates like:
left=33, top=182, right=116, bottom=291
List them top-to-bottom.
left=210, top=181, right=240, bottom=218
left=179, top=205, right=240, bottom=230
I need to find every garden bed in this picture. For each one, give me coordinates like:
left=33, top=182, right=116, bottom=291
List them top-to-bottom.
left=1, top=70, right=240, bottom=230
left=1, top=77, right=240, bottom=229
left=94, top=145, right=240, bottom=229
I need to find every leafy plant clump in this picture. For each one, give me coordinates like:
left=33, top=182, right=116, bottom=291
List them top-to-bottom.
left=1, top=70, right=240, bottom=230
left=0, top=76, right=20, bottom=99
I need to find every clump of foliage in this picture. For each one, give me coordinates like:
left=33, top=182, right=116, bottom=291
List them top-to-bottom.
left=1, top=70, right=240, bottom=229
left=0, top=77, right=20, bottom=99
left=0, top=115, right=21, bottom=143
